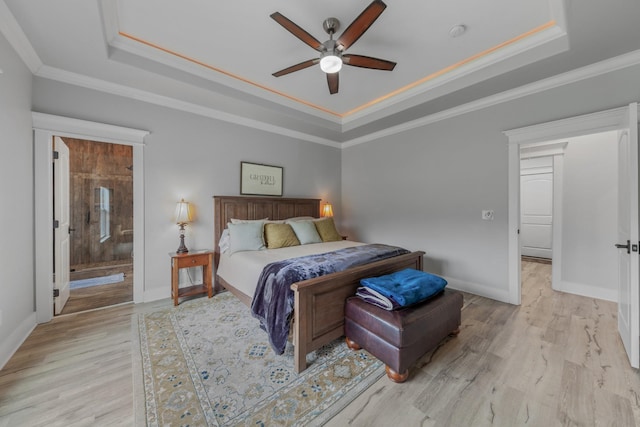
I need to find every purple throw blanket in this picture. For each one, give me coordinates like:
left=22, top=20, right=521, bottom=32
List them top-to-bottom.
left=250, top=244, right=410, bottom=354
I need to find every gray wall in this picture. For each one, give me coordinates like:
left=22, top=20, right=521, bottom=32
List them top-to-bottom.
left=0, top=32, right=34, bottom=367
left=342, top=63, right=640, bottom=301
left=32, top=78, right=342, bottom=301
left=560, top=132, right=617, bottom=299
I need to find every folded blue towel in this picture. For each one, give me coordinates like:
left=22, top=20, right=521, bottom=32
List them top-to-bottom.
left=359, top=268, right=447, bottom=308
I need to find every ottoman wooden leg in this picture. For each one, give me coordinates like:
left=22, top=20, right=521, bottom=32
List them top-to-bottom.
left=449, top=327, right=461, bottom=336
left=345, top=337, right=361, bottom=350
left=385, top=365, right=409, bottom=383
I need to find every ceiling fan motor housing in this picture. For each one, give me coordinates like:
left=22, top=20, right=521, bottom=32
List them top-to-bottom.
left=323, top=17, right=340, bottom=36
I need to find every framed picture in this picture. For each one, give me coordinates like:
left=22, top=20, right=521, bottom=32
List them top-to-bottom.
left=240, top=162, right=283, bottom=196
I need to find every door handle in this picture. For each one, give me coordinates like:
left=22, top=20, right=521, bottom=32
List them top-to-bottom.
left=615, top=240, right=631, bottom=254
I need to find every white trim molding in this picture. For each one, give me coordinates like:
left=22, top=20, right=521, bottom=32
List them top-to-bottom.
left=0, top=0, right=42, bottom=73
left=2, top=0, right=639, bottom=148
left=344, top=50, right=640, bottom=148
left=35, top=66, right=342, bottom=149
left=504, top=105, right=636, bottom=305
left=504, top=107, right=629, bottom=145
left=32, top=112, right=149, bottom=145
left=33, top=113, right=148, bottom=323
left=520, top=141, right=568, bottom=159
left=444, top=276, right=511, bottom=304
left=556, top=280, right=617, bottom=303
left=0, top=312, right=36, bottom=370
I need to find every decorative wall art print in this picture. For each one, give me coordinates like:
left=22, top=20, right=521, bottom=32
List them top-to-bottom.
left=240, top=162, right=283, bottom=196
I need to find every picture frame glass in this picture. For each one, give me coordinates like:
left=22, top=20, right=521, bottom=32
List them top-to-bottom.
left=240, top=162, right=283, bottom=196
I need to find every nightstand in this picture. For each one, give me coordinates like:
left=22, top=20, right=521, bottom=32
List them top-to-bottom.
left=170, top=250, right=214, bottom=306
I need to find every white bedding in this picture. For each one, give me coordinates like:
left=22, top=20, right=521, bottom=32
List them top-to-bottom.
left=216, top=240, right=364, bottom=298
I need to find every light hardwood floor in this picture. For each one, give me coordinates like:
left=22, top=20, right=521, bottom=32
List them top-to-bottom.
left=1, top=261, right=639, bottom=426
left=62, top=264, right=133, bottom=315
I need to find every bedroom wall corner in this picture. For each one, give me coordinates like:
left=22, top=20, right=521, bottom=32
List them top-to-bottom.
left=0, top=30, right=35, bottom=369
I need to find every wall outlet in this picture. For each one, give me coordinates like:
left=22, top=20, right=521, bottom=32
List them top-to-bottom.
left=482, top=210, right=494, bottom=220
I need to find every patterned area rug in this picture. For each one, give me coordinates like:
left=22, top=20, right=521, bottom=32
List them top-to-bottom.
left=133, top=292, right=385, bottom=426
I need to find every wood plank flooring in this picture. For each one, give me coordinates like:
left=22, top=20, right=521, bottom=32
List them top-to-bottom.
left=1, top=261, right=639, bottom=426
left=62, top=264, right=133, bottom=315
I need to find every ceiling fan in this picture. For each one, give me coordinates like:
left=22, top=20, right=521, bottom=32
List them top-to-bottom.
left=271, top=0, right=396, bottom=95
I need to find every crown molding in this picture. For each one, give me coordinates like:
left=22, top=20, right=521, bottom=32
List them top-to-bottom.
left=0, top=0, right=42, bottom=73
left=4, top=0, right=638, bottom=150
left=99, top=0, right=340, bottom=123
left=342, top=19, right=568, bottom=129
left=35, top=48, right=640, bottom=150
left=343, top=49, right=640, bottom=148
left=35, top=65, right=342, bottom=149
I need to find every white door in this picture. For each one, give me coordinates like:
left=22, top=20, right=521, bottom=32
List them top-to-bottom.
left=617, top=102, right=639, bottom=368
left=54, top=136, right=71, bottom=314
left=521, top=170, right=553, bottom=258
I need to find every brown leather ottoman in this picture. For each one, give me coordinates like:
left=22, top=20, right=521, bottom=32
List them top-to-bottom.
left=344, top=289, right=463, bottom=383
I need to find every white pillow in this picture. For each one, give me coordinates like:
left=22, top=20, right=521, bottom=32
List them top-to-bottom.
left=289, top=220, right=322, bottom=245
left=227, top=221, right=265, bottom=254
left=218, top=229, right=230, bottom=253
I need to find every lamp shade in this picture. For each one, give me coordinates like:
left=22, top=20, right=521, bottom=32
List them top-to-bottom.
left=175, top=199, right=193, bottom=224
left=321, top=203, right=334, bottom=217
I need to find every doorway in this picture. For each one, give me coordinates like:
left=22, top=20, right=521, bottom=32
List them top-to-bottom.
left=505, top=103, right=639, bottom=368
left=33, top=113, right=147, bottom=324
left=518, top=134, right=618, bottom=301
left=56, top=137, right=134, bottom=315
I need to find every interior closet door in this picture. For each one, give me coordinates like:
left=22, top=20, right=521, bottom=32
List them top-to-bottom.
left=520, top=158, right=553, bottom=259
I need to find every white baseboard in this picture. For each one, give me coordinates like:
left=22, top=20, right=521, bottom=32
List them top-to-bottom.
left=443, top=276, right=512, bottom=304
left=554, top=280, right=617, bottom=302
left=143, top=287, right=170, bottom=303
left=0, top=312, right=37, bottom=370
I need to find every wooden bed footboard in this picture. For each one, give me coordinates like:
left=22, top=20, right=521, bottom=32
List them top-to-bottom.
left=290, top=250, right=424, bottom=373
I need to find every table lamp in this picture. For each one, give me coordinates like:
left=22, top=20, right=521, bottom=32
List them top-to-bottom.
left=175, top=198, right=193, bottom=253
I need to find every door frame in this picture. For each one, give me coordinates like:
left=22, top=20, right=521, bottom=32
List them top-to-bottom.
left=505, top=106, right=634, bottom=305
left=33, top=113, right=148, bottom=323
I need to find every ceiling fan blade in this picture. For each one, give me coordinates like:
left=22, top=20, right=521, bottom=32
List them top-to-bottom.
left=336, top=0, right=386, bottom=51
left=270, top=12, right=324, bottom=51
left=343, top=54, right=396, bottom=71
left=273, top=59, right=319, bottom=77
left=327, top=72, right=339, bottom=94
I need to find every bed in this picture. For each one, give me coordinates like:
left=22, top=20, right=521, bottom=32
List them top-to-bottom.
left=213, top=195, right=425, bottom=373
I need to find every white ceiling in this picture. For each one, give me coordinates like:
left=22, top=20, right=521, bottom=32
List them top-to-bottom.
left=2, top=0, right=640, bottom=144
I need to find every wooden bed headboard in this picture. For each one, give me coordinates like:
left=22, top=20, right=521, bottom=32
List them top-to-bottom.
left=213, top=195, right=321, bottom=268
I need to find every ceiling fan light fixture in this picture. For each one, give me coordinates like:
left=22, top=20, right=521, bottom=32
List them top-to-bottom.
left=320, top=52, right=343, bottom=73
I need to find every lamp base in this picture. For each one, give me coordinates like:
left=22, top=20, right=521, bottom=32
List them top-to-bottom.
left=176, top=224, right=189, bottom=254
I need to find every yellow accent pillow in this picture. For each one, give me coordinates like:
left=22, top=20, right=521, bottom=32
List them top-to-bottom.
left=314, top=217, right=342, bottom=242
left=264, top=223, right=300, bottom=249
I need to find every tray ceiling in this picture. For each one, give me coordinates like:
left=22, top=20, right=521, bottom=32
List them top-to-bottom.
left=2, top=0, right=640, bottom=143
